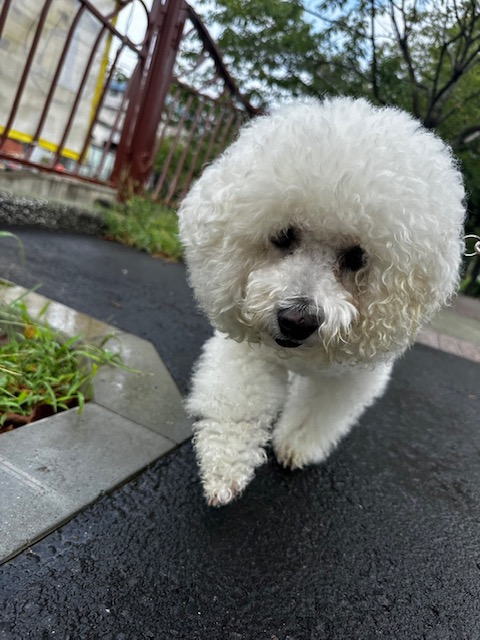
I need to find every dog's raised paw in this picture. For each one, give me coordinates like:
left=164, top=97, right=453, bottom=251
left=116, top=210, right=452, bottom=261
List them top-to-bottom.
left=273, top=426, right=332, bottom=471
left=274, top=443, right=308, bottom=471
left=206, top=482, right=241, bottom=507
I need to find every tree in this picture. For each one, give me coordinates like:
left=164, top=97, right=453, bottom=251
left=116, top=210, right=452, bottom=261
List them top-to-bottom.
left=196, top=0, right=321, bottom=103
left=197, top=0, right=480, bottom=292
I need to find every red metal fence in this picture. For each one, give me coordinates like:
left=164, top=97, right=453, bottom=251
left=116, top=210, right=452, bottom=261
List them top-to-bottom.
left=0, top=0, right=258, bottom=205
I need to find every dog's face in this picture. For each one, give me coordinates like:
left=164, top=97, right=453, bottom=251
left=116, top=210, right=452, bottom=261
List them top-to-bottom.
left=179, top=98, right=465, bottom=364
left=241, top=226, right=364, bottom=352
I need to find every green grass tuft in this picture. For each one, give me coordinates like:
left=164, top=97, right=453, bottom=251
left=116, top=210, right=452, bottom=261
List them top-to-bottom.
left=103, top=197, right=183, bottom=261
left=0, top=296, right=126, bottom=427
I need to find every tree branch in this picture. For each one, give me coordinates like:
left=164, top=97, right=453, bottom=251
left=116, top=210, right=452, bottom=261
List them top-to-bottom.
left=370, top=0, right=385, bottom=103
left=389, top=0, right=423, bottom=117
left=424, top=1, right=480, bottom=127
left=437, top=88, right=480, bottom=127
left=451, top=123, right=480, bottom=149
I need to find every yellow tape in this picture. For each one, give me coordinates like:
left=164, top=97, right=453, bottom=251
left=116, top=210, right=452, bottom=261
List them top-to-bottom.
left=0, top=126, right=80, bottom=161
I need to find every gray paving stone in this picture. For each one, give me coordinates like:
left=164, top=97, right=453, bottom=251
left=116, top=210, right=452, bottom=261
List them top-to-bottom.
left=0, top=282, right=112, bottom=339
left=0, top=283, right=191, bottom=563
left=428, top=307, right=480, bottom=345
left=93, top=332, right=193, bottom=443
left=1, top=403, right=174, bottom=498
left=0, top=404, right=175, bottom=561
left=0, top=464, right=76, bottom=562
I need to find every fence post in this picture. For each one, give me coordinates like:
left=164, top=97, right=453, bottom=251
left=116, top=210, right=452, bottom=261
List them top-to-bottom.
left=111, top=0, right=187, bottom=197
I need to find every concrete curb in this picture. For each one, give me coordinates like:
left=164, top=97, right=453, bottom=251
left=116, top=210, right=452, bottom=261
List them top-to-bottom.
left=0, top=190, right=107, bottom=236
left=0, top=283, right=191, bottom=564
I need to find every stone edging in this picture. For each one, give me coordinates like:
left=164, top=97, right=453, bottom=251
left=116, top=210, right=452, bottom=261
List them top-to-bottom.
left=0, top=282, right=191, bottom=564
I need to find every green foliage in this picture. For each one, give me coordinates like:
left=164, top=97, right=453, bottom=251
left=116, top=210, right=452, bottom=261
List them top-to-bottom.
left=195, top=0, right=480, bottom=294
left=197, top=0, right=323, bottom=103
left=201, top=0, right=480, bottom=125
left=103, top=197, right=183, bottom=261
left=0, top=297, right=125, bottom=426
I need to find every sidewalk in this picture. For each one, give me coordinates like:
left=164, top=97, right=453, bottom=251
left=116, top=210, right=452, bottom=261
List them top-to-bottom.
left=0, top=228, right=479, bottom=639
left=417, top=293, right=480, bottom=362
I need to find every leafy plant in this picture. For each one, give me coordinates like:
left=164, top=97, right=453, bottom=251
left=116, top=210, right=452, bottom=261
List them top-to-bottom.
left=103, top=197, right=183, bottom=260
left=0, top=295, right=126, bottom=430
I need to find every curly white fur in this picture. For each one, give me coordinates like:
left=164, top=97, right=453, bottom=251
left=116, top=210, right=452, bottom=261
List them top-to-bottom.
left=179, top=96, right=465, bottom=506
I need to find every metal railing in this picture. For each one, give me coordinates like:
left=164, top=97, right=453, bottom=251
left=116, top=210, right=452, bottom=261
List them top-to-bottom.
left=0, top=0, right=258, bottom=204
left=149, top=5, right=260, bottom=205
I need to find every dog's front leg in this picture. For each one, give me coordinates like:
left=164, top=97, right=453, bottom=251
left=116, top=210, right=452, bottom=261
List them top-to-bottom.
left=186, top=332, right=288, bottom=506
left=273, top=362, right=393, bottom=470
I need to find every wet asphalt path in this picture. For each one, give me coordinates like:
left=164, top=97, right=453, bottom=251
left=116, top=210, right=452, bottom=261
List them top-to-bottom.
left=0, top=227, right=211, bottom=395
left=0, top=228, right=479, bottom=639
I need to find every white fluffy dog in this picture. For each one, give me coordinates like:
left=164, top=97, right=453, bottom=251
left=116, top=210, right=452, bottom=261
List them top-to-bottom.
left=178, top=97, right=465, bottom=507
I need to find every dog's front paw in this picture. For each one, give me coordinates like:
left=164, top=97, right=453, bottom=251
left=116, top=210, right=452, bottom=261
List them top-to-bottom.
left=193, top=418, right=268, bottom=507
left=273, top=418, right=332, bottom=471
left=273, top=441, right=310, bottom=471
left=201, top=463, right=256, bottom=507
left=204, top=480, right=242, bottom=507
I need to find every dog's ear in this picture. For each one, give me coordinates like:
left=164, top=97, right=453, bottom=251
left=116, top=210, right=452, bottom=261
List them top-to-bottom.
left=178, top=194, right=250, bottom=339
left=349, top=254, right=458, bottom=360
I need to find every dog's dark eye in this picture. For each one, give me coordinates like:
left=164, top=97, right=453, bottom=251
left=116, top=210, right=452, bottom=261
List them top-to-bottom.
left=271, top=227, right=297, bottom=250
left=340, top=245, right=366, bottom=271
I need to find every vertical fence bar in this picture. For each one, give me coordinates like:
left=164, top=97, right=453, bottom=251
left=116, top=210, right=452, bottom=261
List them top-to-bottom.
left=0, top=0, right=54, bottom=147
left=0, top=0, right=12, bottom=40
left=0, top=0, right=258, bottom=198
left=111, top=0, right=188, bottom=194
left=24, top=4, right=87, bottom=160
left=50, top=25, right=109, bottom=166
left=74, top=41, right=127, bottom=171
left=93, top=78, right=133, bottom=180
left=153, top=85, right=182, bottom=161
left=152, top=92, right=194, bottom=198
left=165, top=96, right=205, bottom=204
left=174, top=100, right=217, bottom=201
left=178, top=102, right=218, bottom=202
left=198, top=106, right=230, bottom=167
left=213, top=110, right=238, bottom=156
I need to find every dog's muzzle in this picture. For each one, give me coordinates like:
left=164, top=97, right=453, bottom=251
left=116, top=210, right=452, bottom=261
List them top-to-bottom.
left=275, top=301, right=320, bottom=348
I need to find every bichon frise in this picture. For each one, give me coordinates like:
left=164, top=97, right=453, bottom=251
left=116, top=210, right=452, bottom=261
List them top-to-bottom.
left=178, top=97, right=465, bottom=506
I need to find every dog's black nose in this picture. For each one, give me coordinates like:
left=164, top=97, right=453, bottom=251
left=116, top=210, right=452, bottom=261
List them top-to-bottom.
left=277, top=304, right=319, bottom=342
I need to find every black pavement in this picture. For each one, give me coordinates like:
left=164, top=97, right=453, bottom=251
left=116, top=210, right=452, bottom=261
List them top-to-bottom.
left=1, top=228, right=479, bottom=639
